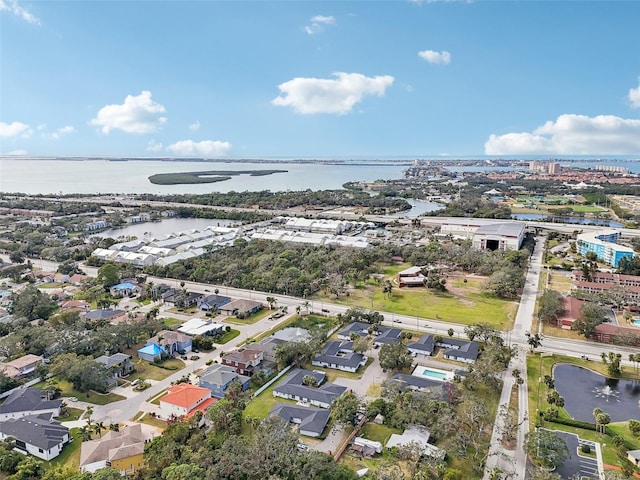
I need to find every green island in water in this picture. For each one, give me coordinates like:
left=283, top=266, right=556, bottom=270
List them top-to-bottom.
left=148, top=169, right=288, bottom=185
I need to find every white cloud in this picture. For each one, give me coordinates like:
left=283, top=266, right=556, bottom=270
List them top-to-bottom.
left=0, top=0, right=40, bottom=25
left=304, top=15, right=336, bottom=35
left=418, top=50, right=451, bottom=65
left=272, top=72, right=394, bottom=115
left=629, top=78, right=640, bottom=109
left=90, top=91, right=167, bottom=134
left=484, top=114, right=640, bottom=155
left=0, top=121, right=32, bottom=138
left=189, top=121, right=200, bottom=131
left=45, top=125, right=76, bottom=140
left=146, top=140, right=163, bottom=152
left=166, top=140, right=232, bottom=157
left=4, top=149, right=28, bottom=156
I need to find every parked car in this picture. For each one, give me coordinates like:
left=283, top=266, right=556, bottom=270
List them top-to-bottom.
left=190, top=355, right=200, bottom=361
left=131, top=379, right=141, bottom=386
left=68, top=396, right=78, bottom=402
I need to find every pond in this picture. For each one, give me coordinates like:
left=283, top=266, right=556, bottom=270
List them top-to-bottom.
left=553, top=363, right=640, bottom=423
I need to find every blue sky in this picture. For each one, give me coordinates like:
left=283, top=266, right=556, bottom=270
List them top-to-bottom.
left=1, top=0, right=640, bottom=158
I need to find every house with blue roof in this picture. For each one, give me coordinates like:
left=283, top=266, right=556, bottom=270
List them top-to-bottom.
left=109, top=282, right=140, bottom=298
left=137, top=343, right=163, bottom=363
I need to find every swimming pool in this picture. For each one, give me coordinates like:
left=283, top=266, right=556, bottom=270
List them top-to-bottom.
left=412, top=365, right=454, bottom=382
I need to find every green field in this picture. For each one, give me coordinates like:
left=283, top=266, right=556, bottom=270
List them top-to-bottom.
left=331, top=288, right=517, bottom=329
left=214, top=328, right=241, bottom=344
left=127, top=357, right=186, bottom=382
left=33, top=379, right=125, bottom=405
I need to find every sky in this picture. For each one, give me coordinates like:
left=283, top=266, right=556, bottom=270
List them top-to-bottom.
left=1, top=0, right=640, bottom=158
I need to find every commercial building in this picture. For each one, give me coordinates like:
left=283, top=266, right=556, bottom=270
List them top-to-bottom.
left=576, top=230, right=634, bottom=267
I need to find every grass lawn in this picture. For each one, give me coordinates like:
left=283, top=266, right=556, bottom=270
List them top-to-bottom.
left=333, top=288, right=517, bottom=329
left=166, top=306, right=199, bottom=315
left=224, top=309, right=271, bottom=325
left=162, top=317, right=184, bottom=328
left=214, top=328, right=241, bottom=344
left=127, top=358, right=185, bottom=382
left=33, top=379, right=125, bottom=405
left=243, top=381, right=298, bottom=419
left=147, top=389, right=168, bottom=405
left=55, top=407, right=84, bottom=422
left=134, top=411, right=167, bottom=430
left=360, top=422, right=401, bottom=444
left=48, top=428, right=81, bottom=469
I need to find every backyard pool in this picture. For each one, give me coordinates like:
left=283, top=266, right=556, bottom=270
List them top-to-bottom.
left=633, top=319, right=640, bottom=326
left=412, top=365, right=454, bottom=382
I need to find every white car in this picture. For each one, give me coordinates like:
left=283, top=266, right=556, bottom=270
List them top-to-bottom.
left=68, top=396, right=78, bottom=402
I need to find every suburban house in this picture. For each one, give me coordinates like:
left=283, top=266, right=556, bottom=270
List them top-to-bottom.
left=396, top=266, right=426, bottom=287
left=109, top=282, right=141, bottom=298
left=161, top=289, right=203, bottom=307
left=197, top=294, right=232, bottom=312
left=59, top=299, right=90, bottom=313
left=219, top=299, right=264, bottom=317
left=83, top=308, right=126, bottom=325
left=177, top=318, right=224, bottom=337
left=337, top=322, right=401, bottom=347
left=337, top=322, right=374, bottom=340
left=271, top=327, right=311, bottom=343
left=372, top=327, right=402, bottom=347
left=148, top=330, right=193, bottom=355
left=407, top=335, right=435, bottom=356
left=251, top=337, right=285, bottom=363
left=436, top=338, right=479, bottom=363
left=312, top=341, right=367, bottom=373
left=137, top=343, right=164, bottom=363
left=221, top=348, right=264, bottom=376
left=94, top=353, right=134, bottom=386
left=0, top=354, right=43, bottom=379
left=196, top=363, right=250, bottom=398
left=272, top=368, right=347, bottom=408
left=389, top=373, right=445, bottom=394
left=159, top=383, right=216, bottom=419
left=0, top=387, right=62, bottom=422
left=268, top=404, right=330, bottom=438
left=0, top=413, right=70, bottom=460
left=80, top=423, right=159, bottom=475
left=386, top=425, right=446, bottom=460
left=627, top=450, right=640, bottom=466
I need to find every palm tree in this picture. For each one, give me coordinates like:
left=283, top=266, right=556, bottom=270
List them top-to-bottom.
left=302, top=300, right=311, bottom=314
left=85, top=406, right=94, bottom=425
left=93, top=421, right=105, bottom=438
left=109, top=423, right=120, bottom=432
left=79, top=425, right=92, bottom=442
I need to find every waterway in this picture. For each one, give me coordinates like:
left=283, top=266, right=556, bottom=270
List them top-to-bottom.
left=0, top=159, right=407, bottom=195
left=390, top=199, right=442, bottom=217
left=511, top=213, right=624, bottom=228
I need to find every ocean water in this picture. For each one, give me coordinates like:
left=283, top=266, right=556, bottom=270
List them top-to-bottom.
left=1, top=157, right=639, bottom=195
left=0, top=159, right=407, bottom=195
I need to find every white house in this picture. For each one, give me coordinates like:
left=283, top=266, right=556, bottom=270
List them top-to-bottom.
left=0, top=414, right=69, bottom=460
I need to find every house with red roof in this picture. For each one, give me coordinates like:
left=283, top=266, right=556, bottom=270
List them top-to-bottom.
left=159, top=383, right=216, bottom=420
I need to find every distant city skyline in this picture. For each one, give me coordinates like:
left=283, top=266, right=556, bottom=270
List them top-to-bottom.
left=1, top=0, right=639, bottom=158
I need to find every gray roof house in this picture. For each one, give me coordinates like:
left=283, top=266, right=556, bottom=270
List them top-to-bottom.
left=197, top=294, right=232, bottom=311
left=83, top=308, right=125, bottom=323
left=337, top=322, right=372, bottom=340
left=337, top=322, right=402, bottom=347
left=372, top=327, right=402, bottom=347
left=407, top=334, right=435, bottom=356
left=436, top=338, right=479, bottom=363
left=312, top=341, right=367, bottom=373
left=94, top=353, right=134, bottom=384
left=197, top=363, right=250, bottom=399
left=272, top=368, right=347, bottom=409
left=389, top=373, right=444, bottom=393
left=0, top=387, right=62, bottom=422
left=269, top=404, right=330, bottom=438
left=0, top=413, right=69, bottom=460
left=386, top=425, right=445, bottom=461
